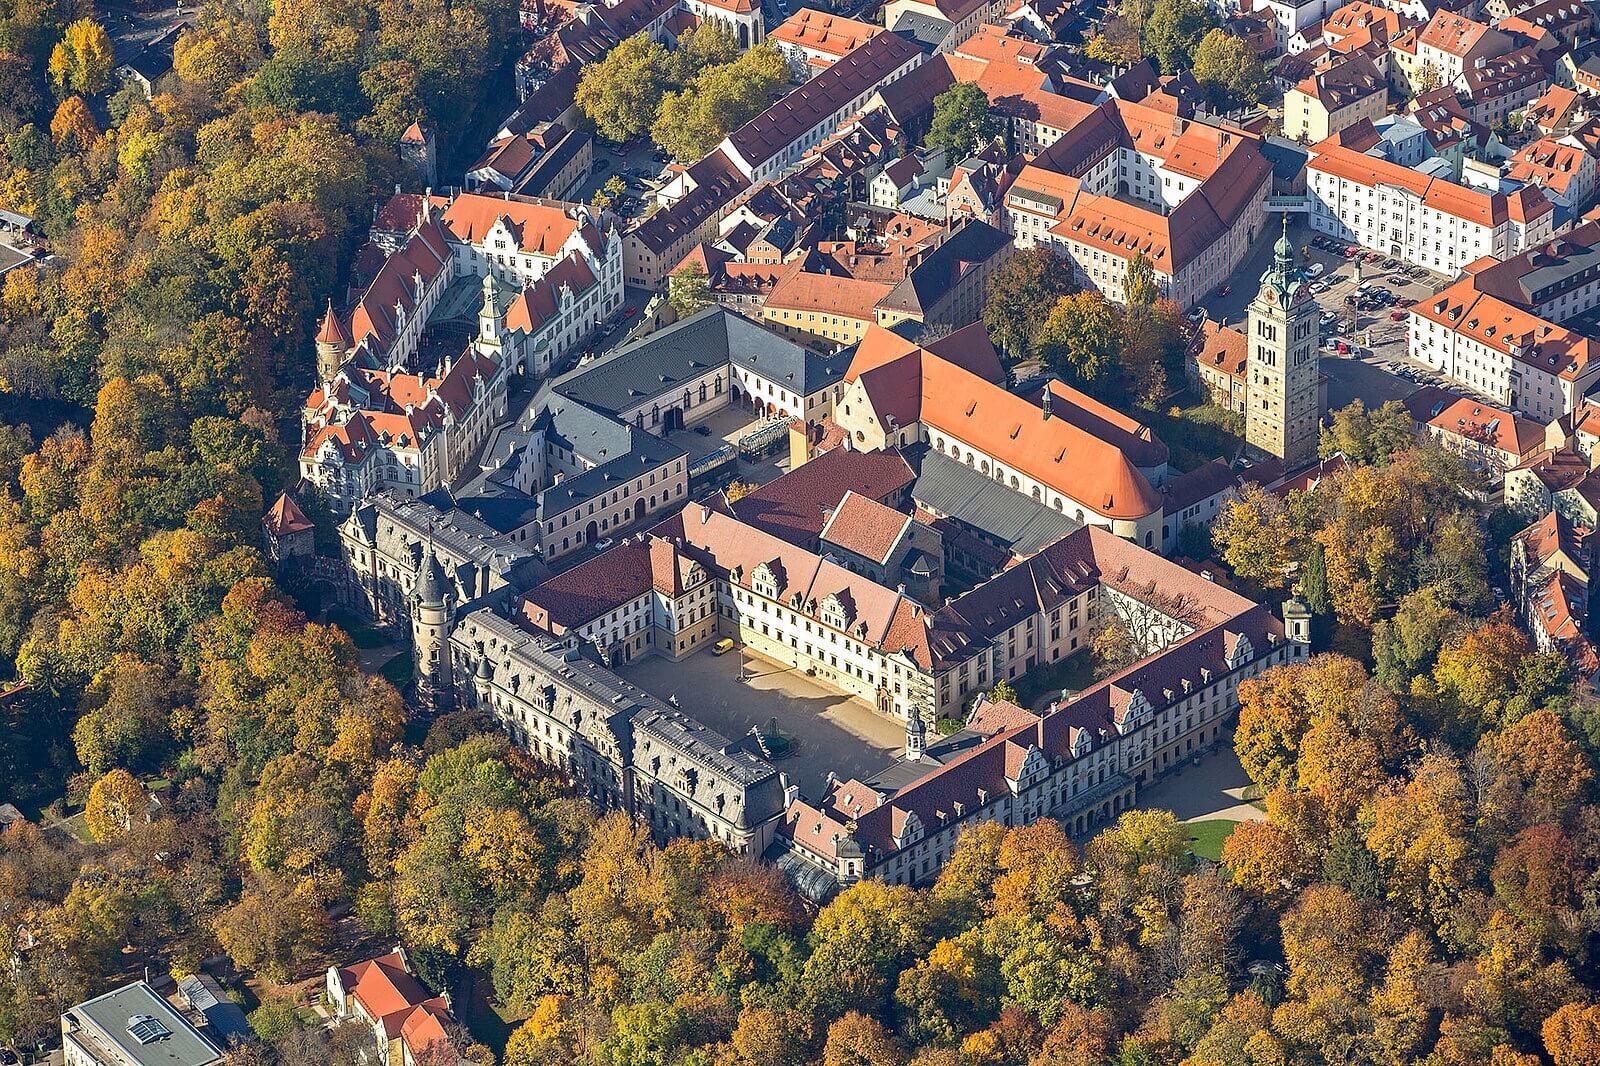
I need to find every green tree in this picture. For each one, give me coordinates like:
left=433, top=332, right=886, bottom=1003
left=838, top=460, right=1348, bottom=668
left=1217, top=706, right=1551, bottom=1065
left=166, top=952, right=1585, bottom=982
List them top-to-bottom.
left=1144, top=0, right=1214, bottom=74
left=1191, top=30, right=1266, bottom=110
left=576, top=34, right=672, bottom=143
left=652, top=44, right=786, bottom=162
left=928, top=81, right=1002, bottom=160
left=591, top=174, right=626, bottom=211
left=982, top=246, right=1076, bottom=359
left=1124, top=253, right=1158, bottom=308
left=669, top=260, right=713, bottom=319
left=1038, top=293, right=1122, bottom=394
left=1320, top=399, right=1416, bottom=465
left=988, top=679, right=1019, bottom=705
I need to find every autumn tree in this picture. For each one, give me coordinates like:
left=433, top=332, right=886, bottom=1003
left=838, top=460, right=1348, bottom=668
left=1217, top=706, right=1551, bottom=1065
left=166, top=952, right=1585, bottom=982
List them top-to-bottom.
left=1085, top=17, right=1142, bottom=67
left=48, top=19, right=114, bottom=97
left=49, top=95, right=97, bottom=150
left=1211, top=482, right=1306, bottom=590
left=83, top=768, right=147, bottom=841
left=212, top=875, right=331, bottom=983
left=1545, top=1002, right=1600, bottom=1066
left=824, top=1012, right=904, bottom=1066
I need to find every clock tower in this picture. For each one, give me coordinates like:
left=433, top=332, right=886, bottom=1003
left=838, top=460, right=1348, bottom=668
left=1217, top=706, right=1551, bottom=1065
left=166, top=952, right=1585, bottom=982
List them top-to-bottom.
left=1245, top=218, right=1321, bottom=468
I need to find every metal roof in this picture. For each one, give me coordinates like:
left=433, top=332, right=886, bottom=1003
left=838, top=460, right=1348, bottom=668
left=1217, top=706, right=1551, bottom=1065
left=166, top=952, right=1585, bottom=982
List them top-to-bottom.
left=910, top=449, right=1081, bottom=555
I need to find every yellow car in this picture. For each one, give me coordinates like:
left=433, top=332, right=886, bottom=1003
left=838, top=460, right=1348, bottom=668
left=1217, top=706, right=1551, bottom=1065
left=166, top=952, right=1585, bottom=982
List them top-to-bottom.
left=712, top=638, right=735, bottom=655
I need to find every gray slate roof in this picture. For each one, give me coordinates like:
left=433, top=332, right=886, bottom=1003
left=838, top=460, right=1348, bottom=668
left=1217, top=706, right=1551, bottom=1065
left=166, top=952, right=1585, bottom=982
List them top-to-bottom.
left=549, top=307, right=847, bottom=414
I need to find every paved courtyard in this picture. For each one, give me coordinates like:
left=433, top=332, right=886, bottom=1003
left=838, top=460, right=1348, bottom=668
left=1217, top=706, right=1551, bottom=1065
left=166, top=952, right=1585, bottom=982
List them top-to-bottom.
left=615, top=645, right=907, bottom=800
left=1136, top=746, right=1264, bottom=824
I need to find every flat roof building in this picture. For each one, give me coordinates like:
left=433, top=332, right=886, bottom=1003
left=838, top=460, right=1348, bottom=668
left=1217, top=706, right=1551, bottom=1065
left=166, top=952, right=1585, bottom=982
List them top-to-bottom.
left=63, top=982, right=224, bottom=1066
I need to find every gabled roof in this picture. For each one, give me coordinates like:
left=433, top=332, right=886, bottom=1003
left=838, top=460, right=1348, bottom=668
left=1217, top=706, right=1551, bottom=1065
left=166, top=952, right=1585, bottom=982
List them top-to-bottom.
left=724, top=32, right=924, bottom=171
left=845, top=325, right=1165, bottom=521
left=733, top=446, right=917, bottom=546
left=819, top=491, right=914, bottom=565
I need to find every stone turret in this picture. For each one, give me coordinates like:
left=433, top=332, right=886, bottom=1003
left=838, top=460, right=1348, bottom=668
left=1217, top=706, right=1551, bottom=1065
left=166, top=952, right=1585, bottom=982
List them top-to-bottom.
left=400, top=122, right=438, bottom=189
left=315, top=300, right=352, bottom=384
left=411, top=544, right=456, bottom=714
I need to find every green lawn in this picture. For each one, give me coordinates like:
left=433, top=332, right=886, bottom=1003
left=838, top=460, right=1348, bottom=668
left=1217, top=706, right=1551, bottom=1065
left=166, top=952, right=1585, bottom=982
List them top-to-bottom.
left=1138, top=397, right=1246, bottom=472
left=325, top=607, right=386, bottom=650
left=1014, top=651, right=1097, bottom=708
left=380, top=653, right=413, bottom=688
left=1186, top=819, right=1240, bottom=862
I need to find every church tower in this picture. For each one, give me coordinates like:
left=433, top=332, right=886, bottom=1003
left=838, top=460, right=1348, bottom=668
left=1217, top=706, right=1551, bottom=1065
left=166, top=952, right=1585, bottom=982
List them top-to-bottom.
left=1245, top=219, right=1322, bottom=469
left=411, top=545, right=456, bottom=714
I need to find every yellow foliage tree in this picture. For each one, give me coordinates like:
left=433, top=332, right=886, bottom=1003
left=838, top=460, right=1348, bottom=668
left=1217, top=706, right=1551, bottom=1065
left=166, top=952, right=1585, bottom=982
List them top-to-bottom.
left=49, top=19, right=115, bottom=97
left=83, top=768, right=146, bottom=842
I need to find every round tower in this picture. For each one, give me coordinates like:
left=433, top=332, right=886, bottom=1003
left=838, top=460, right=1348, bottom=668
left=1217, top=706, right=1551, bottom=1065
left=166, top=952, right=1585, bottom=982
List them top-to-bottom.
left=315, top=300, right=352, bottom=385
left=411, top=545, right=456, bottom=714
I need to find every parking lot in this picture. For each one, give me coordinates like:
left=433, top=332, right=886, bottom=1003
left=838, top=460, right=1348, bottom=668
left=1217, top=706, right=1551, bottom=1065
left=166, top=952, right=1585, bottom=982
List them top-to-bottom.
left=576, top=139, right=677, bottom=224
left=1197, top=218, right=1466, bottom=410
left=615, top=645, right=907, bottom=800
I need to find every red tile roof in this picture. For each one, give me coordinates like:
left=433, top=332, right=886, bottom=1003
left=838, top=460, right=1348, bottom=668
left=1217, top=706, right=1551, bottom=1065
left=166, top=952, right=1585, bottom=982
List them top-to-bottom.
left=845, top=325, right=1166, bottom=521
left=732, top=446, right=917, bottom=547
left=819, top=491, right=913, bottom=564
left=263, top=493, right=313, bottom=536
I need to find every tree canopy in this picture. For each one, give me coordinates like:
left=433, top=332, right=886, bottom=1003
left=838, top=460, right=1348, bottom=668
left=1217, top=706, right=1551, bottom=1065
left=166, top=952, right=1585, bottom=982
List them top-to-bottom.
left=927, top=81, right=1003, bottom=161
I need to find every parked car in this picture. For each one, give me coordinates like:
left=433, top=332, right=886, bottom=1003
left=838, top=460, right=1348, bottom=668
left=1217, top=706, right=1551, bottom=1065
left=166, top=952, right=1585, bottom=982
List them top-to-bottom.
left=1307, top=262, right=1326, bottom=277
left=1214, top=283, right=1232, bottom=297
left=1390, top=309, right=1406, bottom=321
left=694, top=425, right=712, bottom=435
left=592, top=537, right=614, bottom=552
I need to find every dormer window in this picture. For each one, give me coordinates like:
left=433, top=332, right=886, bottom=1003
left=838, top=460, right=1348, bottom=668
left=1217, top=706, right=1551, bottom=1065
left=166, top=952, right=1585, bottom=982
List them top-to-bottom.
left=751, top=562, right=778, bottom=598
left=820, top=593, right=849, bottom=629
